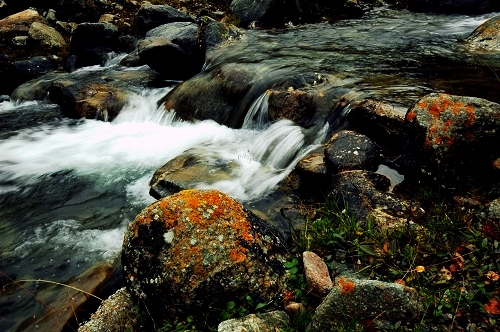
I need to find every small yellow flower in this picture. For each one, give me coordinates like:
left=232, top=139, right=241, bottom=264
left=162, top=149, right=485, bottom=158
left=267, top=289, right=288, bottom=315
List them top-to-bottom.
left=415, top=266, right=425, bottom=273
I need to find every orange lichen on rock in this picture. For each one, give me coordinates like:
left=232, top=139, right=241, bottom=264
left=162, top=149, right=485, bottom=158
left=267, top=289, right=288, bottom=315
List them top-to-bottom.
left=406, top=110, right=417, bottom=122
left=230, top=248, right=247, bottom=263
left=338, top=277, right=355, bottom=294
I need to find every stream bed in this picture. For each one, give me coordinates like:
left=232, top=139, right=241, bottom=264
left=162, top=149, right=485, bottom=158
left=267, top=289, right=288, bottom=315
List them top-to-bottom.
left=1, top=7, right=499, bottom=331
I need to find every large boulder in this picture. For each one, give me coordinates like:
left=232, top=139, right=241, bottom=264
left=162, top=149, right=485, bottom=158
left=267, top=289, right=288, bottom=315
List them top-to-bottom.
left=407, top=0, right=500, bottom=14
left=134, top=2, right=194, bottom=34
left=466, top=15, right=500, bottom=51
left=70, top=22, right=119, bottom=68
left=161, top=62, right=267, bottom=128
left=12, top=66, right=161, bottom=121
left=403, top=93, right=500, bottom=184
left=121, top=189, right=289, bottom=319
left=307, top=275, right=421, bottom=331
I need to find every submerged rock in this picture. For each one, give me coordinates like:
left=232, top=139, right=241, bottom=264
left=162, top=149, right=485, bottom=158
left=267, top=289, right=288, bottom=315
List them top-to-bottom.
left=466, top=15, right=500, bottom=51
left=403, top=93, right=500, bottom=185
left=149, top=148, right=239, bottom=199
left=122, top=189, right=288, bottom=319
left=307, top=275, right=421, bottom=331
left=218, top=311, right=290, bottom=332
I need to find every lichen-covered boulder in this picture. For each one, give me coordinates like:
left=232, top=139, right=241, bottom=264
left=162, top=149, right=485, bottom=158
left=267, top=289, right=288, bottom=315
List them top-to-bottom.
left=466, top=15, right=500, bottom=51
left=403, top=93, right=500, bottom=184
left=324, top=130, right=381, bottom=174
left=121, top=189, right=289, bottom=318
left=307, top=276, right=421, bottom=331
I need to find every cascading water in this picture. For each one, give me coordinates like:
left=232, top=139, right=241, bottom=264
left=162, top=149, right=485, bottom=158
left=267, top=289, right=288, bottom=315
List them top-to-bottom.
left=1, top=7, right=500, bottom=332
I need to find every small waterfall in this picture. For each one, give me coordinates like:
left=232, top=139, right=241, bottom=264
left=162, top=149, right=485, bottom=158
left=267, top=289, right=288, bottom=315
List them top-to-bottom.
left=242, top=92, right=270, bottom=130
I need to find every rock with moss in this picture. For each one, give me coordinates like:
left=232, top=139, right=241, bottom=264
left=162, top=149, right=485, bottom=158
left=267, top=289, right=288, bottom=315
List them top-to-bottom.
left=466, top=15, right=500, bottom=51
left=403, top=93, right=500, bottom=185
left=121, top=189, right=289, bottom=320
left=307, top=275, right=422, bottom=331
left=218, top=310, right=290, bottom=332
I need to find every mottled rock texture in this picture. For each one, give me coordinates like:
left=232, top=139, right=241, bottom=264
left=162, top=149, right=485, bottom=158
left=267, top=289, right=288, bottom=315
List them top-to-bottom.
left=135, top=2, right=193, bottom=34
left=466, top=15, right=500, bottom=51
left=198, top=16, right=242, bottom=56
left=403, top=93, right=500, bottom=184
left=324, top=130, right=381, bottom=174
left=330, top=170, right=416, bottom=228
left=122, top=189, right=288, bottom=319
left=303, top=251, right=332, bottom=297
left=307, top=276, right=421, bottom=331
left=78, top=288, right=137, bottom=332
left=218, top=311, right=290, bottom=332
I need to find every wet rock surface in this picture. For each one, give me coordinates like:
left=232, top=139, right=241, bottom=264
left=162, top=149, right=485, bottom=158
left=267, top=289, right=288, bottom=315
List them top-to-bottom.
left=135, top=2, right=194, bottom=34
left=198, top=16, right=242, bottom=56
left=403, top=93, right=500, bottom=184
left=324, top=130, right=382, bottom=174
left=149, top=148, right=239, bottom=199
left=121, top=189, right=289, bottom=319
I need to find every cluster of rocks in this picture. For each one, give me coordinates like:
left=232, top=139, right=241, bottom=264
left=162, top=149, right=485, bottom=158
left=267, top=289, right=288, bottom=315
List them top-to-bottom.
left=3, top=0, right=500, bottom=331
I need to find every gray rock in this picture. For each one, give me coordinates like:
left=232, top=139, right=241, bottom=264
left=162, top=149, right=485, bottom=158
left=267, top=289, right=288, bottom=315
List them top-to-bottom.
left=230, top=0, right=279, bottom=26
left=407, top=0, right=499, bottom=14
left=135, top=2, right=193, bottom=34
left=466, top=15, right=500, bottom=51
left=198, top=16, right=242, bottom=56
left=28, top=21, right=67, bottom=49
left=146, top=21, right=201, bottom=59
left=137, top=36, right=202, bottom=79
left=10, top=55, right=59, bottom=87
left=12, top=66, right=161, bottom=121
left=403, top=93, right=500, bottom=184
left=343, top=99, right=406, bottom=151
left=324, top=130, right=381, bottom=174
left=149, top=148, right=239, bottom=199
left=288, top=152, right=330, bottom=197
left=330, top=170, right=417, bottom=228
left=122, top=189, right=289, bottom=320
left=307, top=276, right=421, bottom=331
left=78, top=288, right=138, bottom=332
left=218, top=311, right=290, bottom=332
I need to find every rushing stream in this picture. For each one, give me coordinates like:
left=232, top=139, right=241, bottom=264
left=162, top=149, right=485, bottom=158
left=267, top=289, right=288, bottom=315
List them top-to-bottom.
left=1, top=8, right=499, bottom=331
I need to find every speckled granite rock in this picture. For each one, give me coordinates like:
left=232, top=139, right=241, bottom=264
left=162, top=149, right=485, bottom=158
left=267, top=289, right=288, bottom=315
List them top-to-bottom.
left=122, top=189, right=289, bottom=319
left=303, top=251, right=332, bottom=297
left=78, top=288, right=137, bottom=332
left=218, top=310, right=290, bottom=332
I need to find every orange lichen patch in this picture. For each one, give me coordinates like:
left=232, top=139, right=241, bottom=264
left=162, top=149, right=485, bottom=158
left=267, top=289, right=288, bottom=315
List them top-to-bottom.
left=416, top=101, right=428, bottom=109
left=465, top=105, right=477, bottom=126
left=406, top=110, right=417, bottom=122
left=492, top=158, right=500, bottom=169
left=230, top=248, right=247, bottom=263
left=338, top=277, right=355, bottom=294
